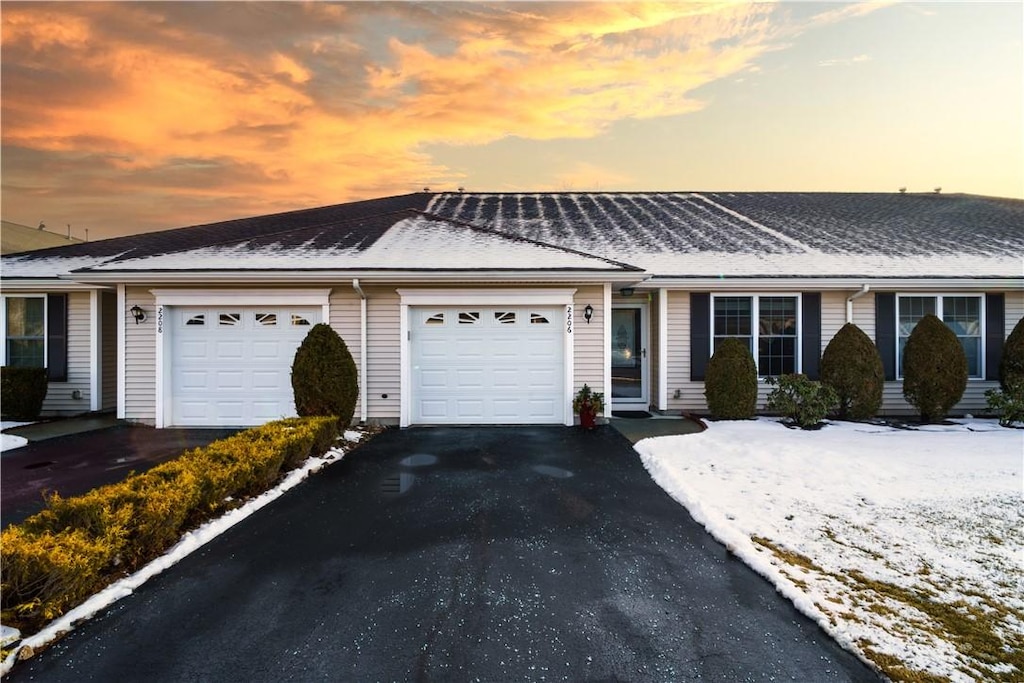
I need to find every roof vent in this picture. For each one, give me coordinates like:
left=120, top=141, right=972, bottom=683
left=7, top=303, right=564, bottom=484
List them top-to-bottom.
left=457, top=186, right=465, bottom=193
left=422, top=187, right=430, bottom=192
left=898, top=187, right=906, bottom=194
left=933, top=187, right=942, bottom=194
left=38, top=221, right=45, bottom=231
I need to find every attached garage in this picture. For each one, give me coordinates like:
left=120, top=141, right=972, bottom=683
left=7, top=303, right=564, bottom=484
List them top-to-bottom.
left=401, top=290, right=575, bottom=426
left=168, top=306, right=320, bottom=426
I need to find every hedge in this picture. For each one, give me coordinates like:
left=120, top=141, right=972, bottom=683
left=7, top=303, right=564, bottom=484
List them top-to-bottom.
left=1, top=416, right=340, bottom=632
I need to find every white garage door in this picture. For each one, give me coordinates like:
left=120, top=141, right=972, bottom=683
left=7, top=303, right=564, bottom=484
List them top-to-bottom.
left=171, top=306, right=321, bottom=426
left=411, top=306, right=565, bottom=424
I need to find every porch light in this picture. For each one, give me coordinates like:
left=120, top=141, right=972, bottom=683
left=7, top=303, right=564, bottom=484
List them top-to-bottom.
left=620, top=287, right=635, bottom=297
left=583, top=304, right=594, bottom=324
left=130, top=305, right=148, bottom=324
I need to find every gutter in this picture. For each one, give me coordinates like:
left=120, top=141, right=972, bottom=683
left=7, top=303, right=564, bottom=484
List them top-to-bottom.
left=352, top=279, right=368, bottom=425
left=846, top=284, right=871, bottom=323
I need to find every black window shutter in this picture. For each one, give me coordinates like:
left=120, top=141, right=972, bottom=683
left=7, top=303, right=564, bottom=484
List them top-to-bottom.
left=875, top=292, right=896, bottom=381
left=690, top=293, right=710, bottom=381
left=801, top=293, right=821, bottom=379
left=985, top=293, right=1005, bottom=381
left=46, top=294, right=68, bottom=382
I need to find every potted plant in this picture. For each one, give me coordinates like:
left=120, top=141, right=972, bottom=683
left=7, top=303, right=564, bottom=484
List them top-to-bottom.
left=573, top=384, right=605, bottom=430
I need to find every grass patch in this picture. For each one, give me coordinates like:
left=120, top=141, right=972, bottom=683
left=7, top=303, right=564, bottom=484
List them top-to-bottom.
left=750, top=535, right=824, bottom=573
left=846, top=570, right=1024, bottom=682
left=858, top=643, right=952, bottom=683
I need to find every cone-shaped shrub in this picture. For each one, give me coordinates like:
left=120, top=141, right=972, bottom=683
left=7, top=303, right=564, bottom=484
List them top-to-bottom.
left=902, top=314, right=967, bottom=423
left=1000, top=316, right=1024, bottom=392
left=291, top=323, right=358, bottom=426
left=820, top=323, right=884, bottom=420
left=704, top=338, right=757, bottom=419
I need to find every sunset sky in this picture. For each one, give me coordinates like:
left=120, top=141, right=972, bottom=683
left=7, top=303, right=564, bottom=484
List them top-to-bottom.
left=2, top=1, right=1021, bottom=240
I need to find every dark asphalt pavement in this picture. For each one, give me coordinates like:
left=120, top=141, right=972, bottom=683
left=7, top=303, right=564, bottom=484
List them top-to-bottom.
left=1, top=425, right=239, bottom=527
left=8, top=426, right=879, bottom=682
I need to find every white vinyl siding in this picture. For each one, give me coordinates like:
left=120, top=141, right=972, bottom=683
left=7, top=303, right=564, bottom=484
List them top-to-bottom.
left=574, top=284, right=605, bottom=400
left=124, top=287, right=157, bottom=424
left=366, top=287, right=401, bottom=421
left=32, top=292, right=92, bottom=416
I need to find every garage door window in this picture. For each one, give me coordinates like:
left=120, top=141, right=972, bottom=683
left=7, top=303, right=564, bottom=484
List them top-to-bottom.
left=458, top=311, right=480, bottom=324
left=495, top=311, right=516, bottom=324
left=219, top=312, right=241, bottom=326
left=255, top=313, right=278, bottom=326
left=425, top=313, right=445, bottom=325
left=530, top=313, right=550, bottom=325
left=185, top=314, right=205, bottom=326
left=291, top=314, right=311, bottom=326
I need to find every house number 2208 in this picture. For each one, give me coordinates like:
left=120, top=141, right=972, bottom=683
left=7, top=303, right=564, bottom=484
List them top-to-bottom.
left=566, top=305, right=573, bottom=335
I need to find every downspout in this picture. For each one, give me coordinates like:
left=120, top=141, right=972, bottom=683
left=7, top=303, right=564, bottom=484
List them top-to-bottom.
left=352, top=279, right=368, bottom=424
left=846, top=284, right=870, bottom=323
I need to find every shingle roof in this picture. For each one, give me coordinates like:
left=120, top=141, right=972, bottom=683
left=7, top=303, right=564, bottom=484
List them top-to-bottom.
left=3, top=190, right=1021, bottom=280
left=426, top=192, right=1024, bottom=277
left=78, top=210, right=638, bottom=274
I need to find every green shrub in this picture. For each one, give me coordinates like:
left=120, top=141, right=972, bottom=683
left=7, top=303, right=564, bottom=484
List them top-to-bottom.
left=902, top=314, right=968, bottom=423
left=1001, top=316, right=1024, bottom=392
left=291, top=323, right=358, bottom=427
left=820, top=323, right=884, bottom=420
left=705, top=338, right=757, bottom=419
left=1, top=366, right=48, bottom=420
left=766, top=374, right=838, bottom=429
left=985, top=386, right=1024, bottom=427
left=1, top=416, right=341, bottom=632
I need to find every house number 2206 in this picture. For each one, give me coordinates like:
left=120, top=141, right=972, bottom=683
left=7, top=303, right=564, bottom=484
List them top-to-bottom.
left=566, top=305, right=573, bottom=335
left=157, top=306, right=164, bottom=334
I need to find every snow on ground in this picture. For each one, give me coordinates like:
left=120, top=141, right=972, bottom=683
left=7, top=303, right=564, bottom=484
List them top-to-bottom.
left=637, top=418, right=1024, bottom=683
left=0, top=421, right=34, bottom=453
left=0, top=432, right=366, bottom=676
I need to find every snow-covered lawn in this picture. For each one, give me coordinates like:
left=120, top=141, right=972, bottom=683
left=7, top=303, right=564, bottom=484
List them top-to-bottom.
left=637, top=418, right=1024, bottom=683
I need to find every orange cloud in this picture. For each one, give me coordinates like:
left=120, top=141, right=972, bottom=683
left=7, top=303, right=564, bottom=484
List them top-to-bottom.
left=0, top=1, right=883, bottom=237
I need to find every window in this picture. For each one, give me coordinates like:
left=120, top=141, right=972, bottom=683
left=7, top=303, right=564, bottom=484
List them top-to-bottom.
left=712, top=295, right=798, bottom=377
left=897, top=295, right=982, bottom=378
left=5, top=297, right=45, bottom=367
left=458, top=311, right=480, bottom=325
left=494, top=311, right=516, bottom=325
left=219, top=312, right=241, bottom=326
left=255, top=312, right=277, bottom=327
left=424, top=313, right=445, bottom=325
left=530, top=313, right=550, bottom=325
left=185, top=314, right=205, bottom=326
left=291, top=314, right=311, bottom=326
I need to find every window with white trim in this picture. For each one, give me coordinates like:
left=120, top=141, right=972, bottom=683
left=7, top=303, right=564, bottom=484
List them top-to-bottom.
left=897, top=294, right=983, bottom=378
left=712, top=295, right=799, bottom=377
left=3, top=296, right=45, bottom=367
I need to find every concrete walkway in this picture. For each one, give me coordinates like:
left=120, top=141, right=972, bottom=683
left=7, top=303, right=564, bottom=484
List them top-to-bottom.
left=608, top=414, right=705, bottom=443
left=8, top=426, right=879, bottom=682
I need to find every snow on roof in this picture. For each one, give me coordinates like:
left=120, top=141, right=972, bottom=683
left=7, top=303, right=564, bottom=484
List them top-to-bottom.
left=427, top=192, right=1024, bottom=278
left=85, top=213, right=634, bottom=272
left=1, top=253, right=128, bottom=279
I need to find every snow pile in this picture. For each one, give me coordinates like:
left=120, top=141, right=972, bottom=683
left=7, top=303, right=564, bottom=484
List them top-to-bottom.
left=636, top=418, right=1024, bottom=682
left=1, top=421, right=34, bottom=453
left=0, top=434, right=362, bottom=676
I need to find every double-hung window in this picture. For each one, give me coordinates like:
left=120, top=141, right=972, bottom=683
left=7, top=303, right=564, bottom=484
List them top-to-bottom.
left=713, top=295, right=799, bottom=377
left=897, top=295, right=983, bottom=378
left=3, top=296, right=45, bottom=367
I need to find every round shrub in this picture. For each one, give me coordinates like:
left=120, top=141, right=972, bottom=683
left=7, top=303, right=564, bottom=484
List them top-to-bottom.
left=902, top=314, right=967, bottom=423
left=1000, top=315, right=1024, bottom=392
left=820, top=322, right=884, bottom=420
left=291, top=323, right=358, bottom=426
left=704, top=338, right=757, bottom=419
left=1, top=366, right=48, bottom=420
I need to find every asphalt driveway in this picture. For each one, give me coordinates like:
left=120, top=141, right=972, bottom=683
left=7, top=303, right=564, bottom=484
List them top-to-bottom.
left=1, top=425, right=239, bottom=527
left=9, top=426, right=879, bottom=682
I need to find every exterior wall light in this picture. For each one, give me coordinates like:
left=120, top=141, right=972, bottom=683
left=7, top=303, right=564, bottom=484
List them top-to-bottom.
left=620, top=287, right=635, bottom=297
left=583, top=304, right=594, bottom=323
left=130, top=305, right=148, bottom=324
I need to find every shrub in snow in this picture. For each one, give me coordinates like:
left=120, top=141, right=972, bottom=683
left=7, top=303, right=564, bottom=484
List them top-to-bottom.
left=902, top=314, right=967, bottom=423
left=1000, top=315, right=1024, bottom=392
left=820, top=322, right=883, bottom=420
left=291, top=323, right=358, bottom=427
left=704, top=338, right=757, bottom=419
left=0, top=367, right=48, bottom=420
left=766, top=373, right=838, bottom=429
left=985, top=386, right=1024, bottom=427
left=0, top=416, right=339, bottom=632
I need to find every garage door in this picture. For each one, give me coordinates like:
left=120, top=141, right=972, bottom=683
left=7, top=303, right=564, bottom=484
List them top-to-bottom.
left=171, top=306, right=321, bottom=426
left=411, top=306, right=565, bottom=424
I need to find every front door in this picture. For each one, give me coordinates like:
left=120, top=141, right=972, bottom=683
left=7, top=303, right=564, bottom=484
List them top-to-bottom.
left=611, top=304, right=648, bottom=409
